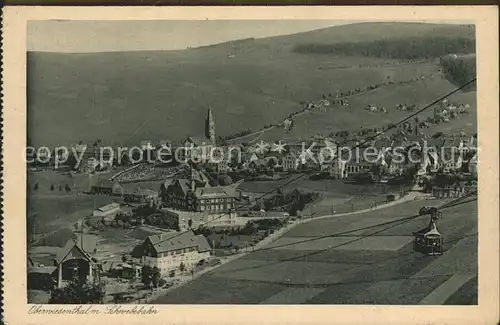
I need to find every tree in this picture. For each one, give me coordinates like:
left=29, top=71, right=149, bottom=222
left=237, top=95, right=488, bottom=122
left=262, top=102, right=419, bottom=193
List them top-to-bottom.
left=433, top=131, right=444, bottom=138
left=66, top=153, right=79, bottom=170
left=267, top=159, right=277, bottom=169
left=371, top=164, right=382, bottom=176
left=217, top=174, right=233, bottom=186
left=209, top=177, right=219, bottom=187
left=121, top=255, right=128, bottom=263
left=141, top=265, right=153, bottom=287
left=151, top=267, right=161, bottom=288
left=49, top=277, right=105, bottom=304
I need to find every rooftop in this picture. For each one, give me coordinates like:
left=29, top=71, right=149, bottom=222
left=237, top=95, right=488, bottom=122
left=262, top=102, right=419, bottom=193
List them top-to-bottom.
left=187, top=136, right=213, bottom=147
left=194, top=185, right=237, bottom=199
left=96, top=202, right=120, bottom=213
left=147, top=230, right=210, bottom=254
left=54, top=237, right=96, bottom=265
left=28, top=265, right=57, bottom=275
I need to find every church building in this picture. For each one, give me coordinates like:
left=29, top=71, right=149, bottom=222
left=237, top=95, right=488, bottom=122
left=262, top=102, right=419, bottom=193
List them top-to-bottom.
left=181, top=108, right=217, bottom=163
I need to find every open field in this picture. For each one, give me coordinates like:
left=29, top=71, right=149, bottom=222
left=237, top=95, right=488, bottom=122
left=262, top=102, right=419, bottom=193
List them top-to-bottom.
left=27, top=22, right=478, bottom=305
left=28, top=23, right=475, bottom=148
left=236, top=74, right=476, bottom=143
left=27, top=169, right=167, bottom=235
left=28, top=170, right=119, bottom=234
left=237, top=177, right=404, bottom=215
left=238, top=177, right=400, bottom=196
left=28, top=194, right=113, bottom=235
left=153, top=198, right=477, bottom=304
left=444, top=276, right=478, bottom=305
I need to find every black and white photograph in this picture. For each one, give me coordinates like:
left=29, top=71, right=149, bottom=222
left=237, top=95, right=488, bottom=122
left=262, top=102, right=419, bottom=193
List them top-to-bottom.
left=23, top=18, right=481, bottom=306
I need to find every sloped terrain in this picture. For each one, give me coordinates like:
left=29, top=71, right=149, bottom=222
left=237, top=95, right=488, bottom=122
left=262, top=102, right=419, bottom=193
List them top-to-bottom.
left=27, top=22, right=476, bottom=147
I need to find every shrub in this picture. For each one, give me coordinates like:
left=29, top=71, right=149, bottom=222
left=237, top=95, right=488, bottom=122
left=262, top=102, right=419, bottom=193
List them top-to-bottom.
left=49, top=279, right=105, bottom=304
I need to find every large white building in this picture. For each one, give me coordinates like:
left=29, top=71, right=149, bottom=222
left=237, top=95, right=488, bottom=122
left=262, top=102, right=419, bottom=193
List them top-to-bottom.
left=282, top=152, right=299, bottom=171
left=92, top=202, right=121, bottom=218
left=141, top=230, right=211, bottom=276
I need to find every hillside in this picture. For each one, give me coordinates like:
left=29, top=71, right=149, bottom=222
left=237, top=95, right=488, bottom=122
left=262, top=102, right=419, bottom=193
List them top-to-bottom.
left=27, top=22, right=476, bottom=147
left=293, top=37, right=475, bottom=59
left=440, top=54, right=477, bottom=90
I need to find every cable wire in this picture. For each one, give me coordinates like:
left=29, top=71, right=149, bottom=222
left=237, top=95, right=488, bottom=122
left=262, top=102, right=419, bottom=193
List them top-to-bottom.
left=152, top=78, right=477, bottom=246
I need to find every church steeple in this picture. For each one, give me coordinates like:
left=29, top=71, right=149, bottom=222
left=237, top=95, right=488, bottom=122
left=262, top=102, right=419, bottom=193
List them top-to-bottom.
left=206, top=108, right=216, bottom=144
left=189, top=163, right=197, bottom=192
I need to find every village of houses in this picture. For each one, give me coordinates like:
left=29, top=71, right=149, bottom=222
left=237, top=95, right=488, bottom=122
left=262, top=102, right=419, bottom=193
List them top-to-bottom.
left=26, top=96, right=478, bottom=304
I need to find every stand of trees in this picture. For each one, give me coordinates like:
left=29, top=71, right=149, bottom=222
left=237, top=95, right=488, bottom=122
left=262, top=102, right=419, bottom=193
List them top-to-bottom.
left=293, top=37, right=475, bottom=60
left=440, top=54, right=476, bottom=91
left=219, top=128, right=253, bottom=141
left=252, top=189, right=320, bottom=215
left=132, top=205, right=180, bottom=231
left=194, top=218, right=287, bottom=237
left=141, top=265, right=161, bottom=288
left=49, top=277, right=105, bottom=304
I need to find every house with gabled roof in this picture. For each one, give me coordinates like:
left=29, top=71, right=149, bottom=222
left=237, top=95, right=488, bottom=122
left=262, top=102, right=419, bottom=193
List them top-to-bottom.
left=180, top=133, right=215, bottom=163
left=440, top=146, right=463, bottom=173
left=162, top=166, right=239, bottom=213
left=141, top=230, right=211, bottom=276
left=53, top=237, right=98, bottom=288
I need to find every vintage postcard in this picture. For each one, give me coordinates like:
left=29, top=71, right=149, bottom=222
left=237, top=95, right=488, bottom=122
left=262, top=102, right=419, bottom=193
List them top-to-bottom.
left=2, top=5, right=499, bottom=325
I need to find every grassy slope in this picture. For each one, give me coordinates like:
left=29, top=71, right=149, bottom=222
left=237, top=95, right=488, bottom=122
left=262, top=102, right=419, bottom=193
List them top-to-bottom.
left=27, top=22, right=476, bottom=147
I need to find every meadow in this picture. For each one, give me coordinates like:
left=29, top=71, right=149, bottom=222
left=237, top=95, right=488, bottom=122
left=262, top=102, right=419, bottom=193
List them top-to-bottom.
left=27, top=22, right=476, bottom=148
left=240, top=74, right=477, bottom=143
left=27, top=170, right=119, bottom=235
left=154, top=198, right=477, bottom=304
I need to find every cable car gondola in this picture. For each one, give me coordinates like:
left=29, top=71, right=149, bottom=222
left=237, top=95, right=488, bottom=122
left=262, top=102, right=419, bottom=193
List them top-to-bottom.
left=413, top=210, right=444, bottom=256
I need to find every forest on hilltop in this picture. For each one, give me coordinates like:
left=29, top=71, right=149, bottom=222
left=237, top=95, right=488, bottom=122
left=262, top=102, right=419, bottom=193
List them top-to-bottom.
left=292, top=37, right=475, bottom=60
left=440, top=54, right=477, bottom=91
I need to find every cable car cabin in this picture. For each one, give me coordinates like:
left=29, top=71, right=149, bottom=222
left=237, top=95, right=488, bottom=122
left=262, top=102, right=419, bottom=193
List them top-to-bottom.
left=413, top=212, right=444, bottom=256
